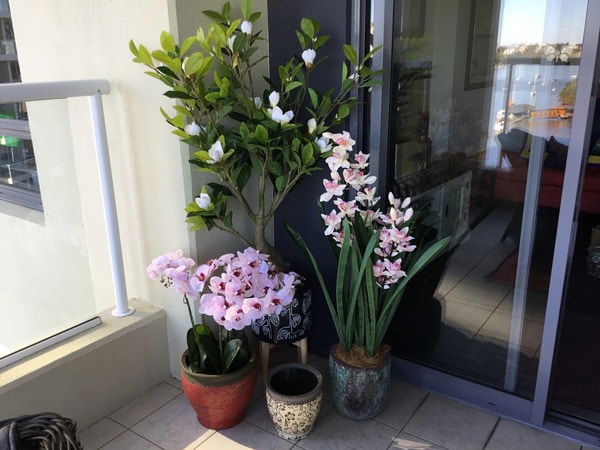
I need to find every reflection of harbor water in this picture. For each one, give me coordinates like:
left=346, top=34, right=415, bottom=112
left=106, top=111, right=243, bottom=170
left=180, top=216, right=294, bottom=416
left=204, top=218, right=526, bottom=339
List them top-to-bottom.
left=485, top=64, right=578, bottom=166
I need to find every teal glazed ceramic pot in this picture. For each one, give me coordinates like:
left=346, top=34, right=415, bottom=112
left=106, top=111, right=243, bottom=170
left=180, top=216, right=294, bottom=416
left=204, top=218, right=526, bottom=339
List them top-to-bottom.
left=329, top=347, right=391, bottom=420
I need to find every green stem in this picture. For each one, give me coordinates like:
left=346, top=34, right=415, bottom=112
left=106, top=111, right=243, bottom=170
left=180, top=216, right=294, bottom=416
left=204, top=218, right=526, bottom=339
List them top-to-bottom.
left=183, top=295, right=199, bottom=342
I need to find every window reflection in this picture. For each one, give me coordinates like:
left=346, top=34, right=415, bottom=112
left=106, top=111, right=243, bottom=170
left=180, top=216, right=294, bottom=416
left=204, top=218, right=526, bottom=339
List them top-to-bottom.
left=385, top=0, right=588, bottom=399
left=0, top=2, right=40, bottom=202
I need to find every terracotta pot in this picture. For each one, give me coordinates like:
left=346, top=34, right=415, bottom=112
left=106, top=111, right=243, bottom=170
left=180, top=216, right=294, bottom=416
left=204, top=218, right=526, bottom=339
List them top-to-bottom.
left=252, top=283, right=312, bottom=344
left=329, top=346, right=391, bottom=421
left=180, top=351, right=257, bottom=430
left=266, top=363, right=322, bottom=440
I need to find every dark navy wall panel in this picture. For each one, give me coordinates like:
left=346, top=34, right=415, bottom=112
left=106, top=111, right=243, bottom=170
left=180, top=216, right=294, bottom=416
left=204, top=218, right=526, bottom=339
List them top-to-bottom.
left=269, top=0, right=351, bottom=357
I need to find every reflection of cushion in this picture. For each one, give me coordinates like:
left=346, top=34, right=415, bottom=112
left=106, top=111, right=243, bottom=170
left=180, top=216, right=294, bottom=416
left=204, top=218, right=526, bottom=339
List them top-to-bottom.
left=497, top=128, right=528, bottom=152
left=519, top=134, right=534, bottom=159
left=545, top=136, right=569, bottom=169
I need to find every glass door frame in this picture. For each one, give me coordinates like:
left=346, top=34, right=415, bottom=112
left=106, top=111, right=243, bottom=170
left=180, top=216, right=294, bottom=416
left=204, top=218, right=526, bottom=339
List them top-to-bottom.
left=365, top=0, right=600, bottom=440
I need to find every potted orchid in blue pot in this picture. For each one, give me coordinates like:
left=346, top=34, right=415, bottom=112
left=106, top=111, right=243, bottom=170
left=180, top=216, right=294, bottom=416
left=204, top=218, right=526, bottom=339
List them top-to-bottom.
left=287, top=131, right=450, bottom=420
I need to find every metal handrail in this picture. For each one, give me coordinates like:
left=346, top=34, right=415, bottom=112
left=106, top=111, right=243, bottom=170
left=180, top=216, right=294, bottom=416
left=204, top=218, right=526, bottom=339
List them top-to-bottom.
left=0, top=79, right=134, bottom=318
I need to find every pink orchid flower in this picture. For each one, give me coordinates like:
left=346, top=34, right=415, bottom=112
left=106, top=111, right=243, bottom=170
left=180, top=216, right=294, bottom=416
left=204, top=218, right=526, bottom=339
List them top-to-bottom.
left=320, top=177, right=346, bottom=202
left=321, top=210, right=342, bottom=235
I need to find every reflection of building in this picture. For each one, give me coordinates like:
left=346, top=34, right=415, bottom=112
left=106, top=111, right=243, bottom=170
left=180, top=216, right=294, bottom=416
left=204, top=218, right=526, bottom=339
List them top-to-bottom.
left=0, top=2, right=39, bottom=208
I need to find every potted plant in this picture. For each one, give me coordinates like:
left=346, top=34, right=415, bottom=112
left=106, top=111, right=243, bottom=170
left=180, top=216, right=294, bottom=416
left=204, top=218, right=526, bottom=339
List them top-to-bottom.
left=129, top=0, right=381, bottom=345
left=286, top=131, right=450, bottom=420
left=146, top=247, right=299, bottom=429
left=265, top=363, right=323, bottom=441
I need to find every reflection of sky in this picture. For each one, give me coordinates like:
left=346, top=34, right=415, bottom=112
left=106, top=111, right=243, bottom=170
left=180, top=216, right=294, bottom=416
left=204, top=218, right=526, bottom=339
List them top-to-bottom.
left=499, top=0, right=587, bottom=45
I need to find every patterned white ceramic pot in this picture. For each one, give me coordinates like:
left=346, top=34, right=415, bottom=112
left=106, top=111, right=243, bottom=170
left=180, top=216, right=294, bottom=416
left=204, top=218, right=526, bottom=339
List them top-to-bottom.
left=265, top=363, right=322, bottom=441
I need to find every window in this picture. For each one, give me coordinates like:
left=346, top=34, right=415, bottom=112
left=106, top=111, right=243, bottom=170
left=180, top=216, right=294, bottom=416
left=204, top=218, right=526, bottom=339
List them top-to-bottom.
left=0, top=1, right=41, bottom=211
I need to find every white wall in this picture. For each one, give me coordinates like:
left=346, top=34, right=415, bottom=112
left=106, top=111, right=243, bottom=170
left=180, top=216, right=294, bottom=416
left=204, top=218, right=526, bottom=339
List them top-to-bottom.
left=7, top=0, right=269, bottom=375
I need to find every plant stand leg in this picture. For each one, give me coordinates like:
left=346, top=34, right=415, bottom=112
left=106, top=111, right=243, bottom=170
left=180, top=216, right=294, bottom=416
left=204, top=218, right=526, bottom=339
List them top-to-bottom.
left=295, top=337, right=308, bottom=364
left=260, top=341, right=273, bottom=376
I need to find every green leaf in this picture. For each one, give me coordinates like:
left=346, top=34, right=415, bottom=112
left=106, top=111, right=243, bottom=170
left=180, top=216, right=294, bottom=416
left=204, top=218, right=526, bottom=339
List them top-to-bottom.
left=241, top=0, right=252, bottom=20
left=221, top=1, right=231, bottom=22
left=202, top=9, right=225, bottom=22
left=249, top=11, right=261, bottom=22
left=301, top=18, right=315, bottom=38
left=295, top=30, right=308, bottom=49
left=160, top=31, right=175, bottom=52
left=314, top=35, right=329, bottom=49
left=179, top=36, right=196, bottom=55
left=129, top=40, right=139, bottom=57
left=343, top=44, right=358, bottom=64
left=362, top=44, right=383, bottom=63
left=137, top=45, right=153, bottom=66
left=151, top=50, right=171, bottom=64
left=183, top=52, right=205, bottom=74
left=342, top=62, right=348, bottom=81
left=156, top=65, right=178, bottom=79
left=285, top=81, right=303, bottom=93
left=308, top=88, right=319, bottom=109
left=163, top=90, right=194, bottom=99
left=337, top=104, right=350, bottom=120
left=254, top=124, right=268, bottom=144
left=301, top=143, right=314, bottom=165
left=268, top=160, right=282, bottom=176
left=236, top=165, right=251, bottom=190
left=275, top=175, right=287, bottom=192
left=335, top=220, right=352, bottom=331
left=284, top=222, right=343, bottom=341
left=196, top=333, right=220, bottom=371
left=222, top=339, right=242, bottom=374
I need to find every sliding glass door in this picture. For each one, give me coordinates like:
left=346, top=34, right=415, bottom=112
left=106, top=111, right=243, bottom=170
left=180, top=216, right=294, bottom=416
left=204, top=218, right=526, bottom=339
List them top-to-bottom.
left=367, top=0, right=600, bottom=433
left=380, top=0, right=589, bottom=399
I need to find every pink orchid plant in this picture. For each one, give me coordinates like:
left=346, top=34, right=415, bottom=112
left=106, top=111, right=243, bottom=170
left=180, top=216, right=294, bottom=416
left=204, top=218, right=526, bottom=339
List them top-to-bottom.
left=319, top=131, right=417, bottom=289
left=286, top=132, right=450, bottom=357
left=147, top=248, right=299, bottom=374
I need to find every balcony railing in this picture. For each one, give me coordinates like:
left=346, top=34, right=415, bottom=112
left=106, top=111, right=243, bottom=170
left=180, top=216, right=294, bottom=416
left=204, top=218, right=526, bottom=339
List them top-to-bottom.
left=0, top=80, right=134, bottom=367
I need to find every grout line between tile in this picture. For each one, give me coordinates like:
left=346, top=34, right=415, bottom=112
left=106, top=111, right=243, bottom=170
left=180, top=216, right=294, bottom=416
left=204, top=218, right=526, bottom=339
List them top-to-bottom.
left=126, top=391, right=183, bottom=429
left=400, top=392, right=431, bottom=432
left=482, top=416, right=501, bottom=449
left=128, top=428, right=166, bottom=450
left=96, top=429, right=131, bottom=450
left=402, top=431, right=453, bottom=450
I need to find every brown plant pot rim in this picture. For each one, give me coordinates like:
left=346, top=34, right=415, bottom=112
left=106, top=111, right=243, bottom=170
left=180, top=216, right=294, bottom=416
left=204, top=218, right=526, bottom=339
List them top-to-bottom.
left=330, top=344, right=391, bottom=370
left=180, top=350, right=257, bottom=387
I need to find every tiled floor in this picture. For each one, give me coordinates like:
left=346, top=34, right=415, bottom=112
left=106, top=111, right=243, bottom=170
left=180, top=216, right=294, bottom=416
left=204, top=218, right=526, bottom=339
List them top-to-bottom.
left=423, top=202, right=546, bottom=393
left=79, top=354, right=587, bottom=450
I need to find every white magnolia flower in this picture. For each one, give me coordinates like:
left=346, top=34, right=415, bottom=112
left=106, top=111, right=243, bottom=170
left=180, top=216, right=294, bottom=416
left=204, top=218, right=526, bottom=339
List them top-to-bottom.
left=241, top=20, right=252, bottom=35
left=227, top=36, right=235, bottom=51
left=302, top=49, right=316, bottom=68
left=269, top=91, right=280, bottom=107
left=253, top=96, right=263, bottom=108
left=268, top=106, right=294, bottom=124
left=307, top=118, right=317, bottom=134
left=184, top=122, right=202, bottom=136
left=316, top=137, right=332, bottom=153
left=207, top=141, right=224, bottom=164
left=195, top=192, right=212, bottom=209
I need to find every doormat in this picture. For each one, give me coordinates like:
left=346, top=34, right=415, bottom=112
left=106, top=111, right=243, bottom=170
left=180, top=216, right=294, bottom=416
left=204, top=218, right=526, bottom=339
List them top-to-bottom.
left=487, top=250, right=550, bottom=292
left=551, top=311, right=600, bottom=416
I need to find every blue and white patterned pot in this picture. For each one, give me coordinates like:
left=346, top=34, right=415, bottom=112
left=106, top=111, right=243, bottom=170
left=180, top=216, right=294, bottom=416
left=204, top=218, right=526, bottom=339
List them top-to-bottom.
left=251, top=284, right=312, bottom=344
left=329, top=346, right=391, bottom=420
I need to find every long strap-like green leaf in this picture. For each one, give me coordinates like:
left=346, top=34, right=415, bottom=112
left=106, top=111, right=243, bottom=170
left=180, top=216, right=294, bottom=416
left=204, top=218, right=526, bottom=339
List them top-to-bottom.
left=335, top=220, right=352, bottom=341
left=284, top=222, right=345, bottom=344
left=345, top=232, right=379, bottom=344
left=374, top=236, right=451, bottom=347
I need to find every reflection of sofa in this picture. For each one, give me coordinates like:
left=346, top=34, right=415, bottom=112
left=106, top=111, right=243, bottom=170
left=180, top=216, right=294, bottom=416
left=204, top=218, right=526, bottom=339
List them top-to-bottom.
left=493, top=129, right=600, bottom=214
